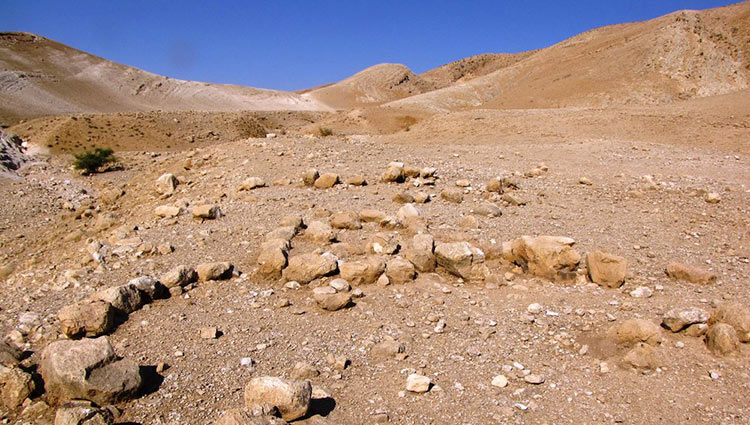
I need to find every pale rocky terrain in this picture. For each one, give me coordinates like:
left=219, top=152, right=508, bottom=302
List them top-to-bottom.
left=0, top=2, right=749, bottom=425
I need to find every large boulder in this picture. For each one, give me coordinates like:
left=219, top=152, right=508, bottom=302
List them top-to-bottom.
left=382, top=162, right=405, bottom=183
left=155, top=173, right=178, bottom=195
left=405, top=234, right=435, bottom=273
left=509, top=236, right=580, bottom=282
left=257, top=239, right=291, bottom=277
left=434, top=242, right=484, bottom=279
left=586, top=251, right=627, bottom=288
left=282, top=253, right=338, bottom=284
left=339, top=256, right=386, bottom=285
left=385, top=257, right=416, bottom=284
left=197, top=262, right=234, bottom=281
left=665, top=263, right=716, bottom=285
left=91, top=283, right=145, bottom=315
left=57, top=299, right=115, bottom=338
left=709, top=303, right=750, bottom=342
left=662, top=307, right=710, bottom=333
left=607, top=319, right=662, bottom=346
left=706, top=323, right=740, bottom=356
left=40, top=337, right=142, bottom=405
left=244, top=377, right=311, bottom=421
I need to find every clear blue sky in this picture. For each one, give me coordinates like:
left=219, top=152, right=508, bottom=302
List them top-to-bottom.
left=4, top=0, right=739, bottom=91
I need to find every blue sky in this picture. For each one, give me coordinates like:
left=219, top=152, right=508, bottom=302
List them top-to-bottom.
left=4, top=1, right=738, bottom=91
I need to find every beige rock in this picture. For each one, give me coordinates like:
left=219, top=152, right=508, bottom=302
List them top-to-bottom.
left=383, top=162, right=405, bottom=183
left=403, top=165, right=421, bottom=178
left=420, top=167, right=437, bottom=178
left=302, top=168, right=319, bottom=186
left=155, top=173, right=178, bottom=195
left=314, top=173, right=339, bottom=189
left=240, top=177, right=266, bottom=191
left=485, top=178, right=503, bottom=193
left=440, top=188, right=463, bottom=203
left=392, top=192, right=415, bottom=204
left=414, top=192, right=431, bottom=204
left=502, top=192, right=526, bottom=206
left=705, top=192, right=721, bottom=203
left=472, top=202, right=502, bottom=217
left=192, top=204, right=221, bottom=220
left=396, top=204, right=421, bottom=222
left=154, top=205, right=182, bottom=218
left=359, top=209, right=386, bottom=223
left=330, top=212, right=362, bottom=230
left=279, top=215, right=304, bottom=231
left=459, top=215, right=479, bottom=229
left=305, top=221, right=337, bottom=243
left=263, top=227, right=296, bottom=243
left=368, top=233, right=400, bottom=255
left=405, top=234, right=435, bottom=273
left=509, top=236, right=580, bottom=282
left=257, top=239, right=290, bottom=277
left=434, top=242, right=484, bottom=279
left=587, top=251, right=627, bottom=288
left=283, top=253, right=338, bottom=284
left=339, top=256, right=386, bottom=285
left=386, top=257, right=416, bottom=284
left=196, top=262, right=234, bottom=281
left=665, top=263, right=716, bottom=285
left=160, top=265, right=198, bottom=288
left=91, top=284, right=144, bottom=315
left=312, top=288, right=352, bottom=311
left=58, top=300, right=115, bottom=339
left=710, top=303, right=750, bottom=342
left=662, top=307, right=710, bottom=332
left=607, top=319, right=662, bottom=346
left=684, top=323, right=709, bottom=337
left=706, top=323, right=740, bottom=355
left=200, top=327, right=219, bottom=339
left=40, top=337, right=141, bottom=405
left=370, top=337, right=405, bottom=359
left=0, top=341, right=22, bottom=367
left=622, top=343, right=663, bottom=370
left=290, top=362, right=319, bottom=380
left=0, top=365, right=35, bottom=410
left=405, top=373, right=431, bottom=393
left=491, top=375, right=508, bottom=388
left=244, top=376, right=311, bottom=421
left=54, top=400, right=115, bottom=425
left=213, top=408, right=287, bottom=425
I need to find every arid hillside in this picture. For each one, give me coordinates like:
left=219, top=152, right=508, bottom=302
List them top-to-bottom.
left=0, top=33, right=329, bottom=125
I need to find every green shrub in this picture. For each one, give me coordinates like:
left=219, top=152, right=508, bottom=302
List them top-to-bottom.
left=318, top=127, right=334, bottom=137
left=73, top=147, right=117, bottom=174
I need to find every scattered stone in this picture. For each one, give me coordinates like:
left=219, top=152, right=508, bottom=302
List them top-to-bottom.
left=383, top=162, right=405, bottom=183
left=420, top=167, right=437, bottom=178
left=302, top=168, right=319, bottom=186
left=155, top=173, right=178, bottom=195
left=314, top=173, right=339, bottom=189
left=345, top=174, right=367, bottom=186
left=240, top=177, right=266, bottom=191
left=579, top=177, right=593, bottom=185
left=485, top=178, right=503, bottom=193
left=455, top=179, right=471, bottom=187
left=440, top=188, right=464, bottom=203
left=393, top=192, right=415, bottom=204
left=414, top=192, right=431, bottom=204
left=705, top=192, right=721, bottom=203
left=502, top=193, right=526, bottom=206
left=472, top=202, right=502, bottom=217
left=192, top=204, right=221, bottom=220
left=396, top=204, right=421, bottom=222
left=154, top=205, right=182, bottom=218
left=359, top=209, right=386, bottom=223
left=330, top=212, right=362, bottom=230
left=279, top=215, right=304, bottom=231
left=459, top=215, right=478, bottom=229
left=305, top=221, right=337, bottom=243
left=368, top=233, right=400, bottom=255
left=405, top=234, right=435, bottom=272
left=509, top=236, right=580, bottom=282
left=257, top=239, right=291, bottom=276
left=434, top=242, right=484, bottom=280
left=587, top=251, right=627, bottom=288
left=283, top=253, right=338, bottom=284
left=339, top=256, right=386, bottom=285
left=385, top=257, right=416, bottom=284
left=197, top=262, right=234, bottom=281
left=665, top=263, right=716, bottom=285
left=160, top=265, right=198, bottom=288
left=129, top=276, right=167, bottom=301
left=91, top=283, right=145, bottom=315
left=629, top=286, right=653, bottom=298
left=57, top=299, right=115, bottom=339
left=527, top=303, right=543, bottom=314
left=709, top=303, right=750, bottom=342
left=662, top=307, right=710, bottom=332
left=607, top=319, right=662, bottom=346
left=684, top=323, right=709, bottom=337
left=706, top=323, right=741, bottom=355
left=200, top=327, right=219, bottom=339
left=40, top=337, right=142, bottom=405
left=371, top=337, right=405, bottom=359
left=0, top=341, right=23, bottom=367
left=622, top=342, right=662, bottom=370
left=290, top=362, right=319, bottom=380
left=0, top=365, right=35, bottom=410
left=406, top=374, right=431, bottom=393
left=523, top=374, right=544, bottom=385
left=491, top=375, right=508, bottom=388
left=244, top=376, right=312, bottom=421
left=54, top=400, right=116, bottom=425
left=212, top=408, right=287, bottom=425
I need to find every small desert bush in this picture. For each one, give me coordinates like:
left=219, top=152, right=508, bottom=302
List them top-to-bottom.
left=318, top=127, right=334, bottom=137
left=73, top=147, right=117, bottom=174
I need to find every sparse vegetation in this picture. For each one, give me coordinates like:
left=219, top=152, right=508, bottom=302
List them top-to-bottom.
left=318, top=127, right=334, bottom=137
left=72, top=147, right=117, bottom=174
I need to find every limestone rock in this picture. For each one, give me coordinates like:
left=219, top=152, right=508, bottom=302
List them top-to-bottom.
left=383, top=162, right=405, bottom=183
left=302, top=168, right=319, bottom=186
left=155, top=173, right=178, bottom=195
left=314, top=173, right=339, bottom=189
left=345, top=175, right=367, bottom=186
left=240, top=177, right=266, bottom=191
left=440, top=188, right=463, bottom=203
left=392, top=192, right=415, bottom=204
left=502, top=193, right=526, bottom=206
left=473, top=202, right=502, bottom=217
left=192, top=204, right=221, bottom=220
left=396, top=204, right=421, bottom=222
left=154, top=205, right=182, bottom=218
left=359, top=209, right=386, bottom=223
left=330, top=212, right=362, bottom=230
left=279, top=216, right=304, bottom=231
left=305, top=221, right=337, bottom=243
left=368, top=233, right=400, bottom=255
left=405, top=234, right=435, bottom=273
left=509, top=236, right=580, bottom=282
left=258, top=239, right=290, bottom=277
left=434, top=242, right=484, bottom=279
left=586, top=251, right=627, bottom=287
left=283, top=253, right=338, bottom=284
left=339, top=256, right=386, bottom=285
left=386, top=257, right=416, bottom=284
left=196, top=262, right=234, bottom=281
left=665, top=263, right=716, bottom=285
left=160, top=265, right=198, bottom=288
left=128, top=276, right=167, bottom=301
left=91, top=283, right=144, bottom=315
left=312, top=287, right=352, bottom=311
left=58, top=299, right=115, bottom=338
left=709, top=303, right=750, bottom=342
left=662, top=307, right=710, bottom=332
left=607, top=319, right=662, bottom=346
left=706, top=323, right=740, bottom=355
left=40, top=337, right=142, bottom=405
left=370, top=337, right=405, bottom=359
left=0, top=341, right=23, bottom=367
left=622, top=343, right=663, bottom=370
left=290, top=362, right=319, bottom=380
left=0, top=365, right=35, bottom=410
left=405, top=374, right=431, bottom=393
left=244, top=376, right=311, bottom=421
left=54, top=400, right=116, bottom=425
left=213, top=408, right=287, bottom=425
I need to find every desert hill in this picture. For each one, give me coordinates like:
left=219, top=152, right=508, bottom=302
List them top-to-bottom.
left=385, top=2, right=750, bottom=111
left=0, top=32, right=329, bottom=124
